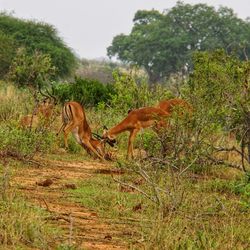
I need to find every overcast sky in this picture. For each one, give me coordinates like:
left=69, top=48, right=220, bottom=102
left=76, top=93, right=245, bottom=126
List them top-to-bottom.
left=0, top=0, right=249, bottom=59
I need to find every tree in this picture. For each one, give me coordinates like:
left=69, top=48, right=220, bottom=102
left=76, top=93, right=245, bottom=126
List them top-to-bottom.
left=107, top=2, right=250, bottom=83
left=0, top=12, right=77, bottom=79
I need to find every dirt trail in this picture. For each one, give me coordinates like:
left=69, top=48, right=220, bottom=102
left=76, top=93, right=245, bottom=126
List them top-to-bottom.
left=13, top=157, right=134, bottom=249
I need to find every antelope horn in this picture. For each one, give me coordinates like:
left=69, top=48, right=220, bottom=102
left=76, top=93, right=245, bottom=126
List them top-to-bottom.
left=38, top=84, right=58, bottom=105
left=92, top=132, right=102, bottom=140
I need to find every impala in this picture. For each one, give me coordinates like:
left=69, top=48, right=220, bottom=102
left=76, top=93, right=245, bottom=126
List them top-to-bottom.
left=20, top=98, right=55, bottom=129
left=157, top=98, right=192, bottom=114
left=57, top=101, right=106, bottom=160
left=102, top=107, right=170, bottom=159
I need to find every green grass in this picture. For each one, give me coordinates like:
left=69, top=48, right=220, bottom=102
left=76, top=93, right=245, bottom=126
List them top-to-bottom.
left=0, top=160, right=59, bottom=250
left=67, top=167, right=250, bottom=249
left=68, top=175, right=146, bottom=219
left=0, top=194, right=59, bottom=249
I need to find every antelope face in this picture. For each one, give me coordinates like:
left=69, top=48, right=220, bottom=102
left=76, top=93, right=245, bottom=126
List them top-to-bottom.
left=102, top=128, right=116, bottom=147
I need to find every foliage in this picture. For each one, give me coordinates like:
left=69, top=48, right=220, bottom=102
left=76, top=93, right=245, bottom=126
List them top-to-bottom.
left=108, top=2, right=250, bottom=83
left=0, top=12, right=76, bottom=79
left=0, top=31, right=17, bottom=77
left=7, top=47, right=56, bottom=89
left=187, top=49, right=250, bottom=165
left=140, top=50, right=250, bottom=172
left=109, top=70, right=172, bottom=113
left=53, top=77, right=116, bottom=107
left=0, top=123, right=56, bottom=159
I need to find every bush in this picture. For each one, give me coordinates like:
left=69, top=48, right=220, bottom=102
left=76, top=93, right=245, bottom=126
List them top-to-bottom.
left=8, top=48, right=56, bottom=89
left=109, top=70, right=172, bottom=113
left=54, top=77, right=115, bottom=107
left=0, top=122, right=56, bottom=159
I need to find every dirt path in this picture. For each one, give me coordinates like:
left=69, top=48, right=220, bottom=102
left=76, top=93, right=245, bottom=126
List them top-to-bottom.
left=12, top=157, right=134, bottom=249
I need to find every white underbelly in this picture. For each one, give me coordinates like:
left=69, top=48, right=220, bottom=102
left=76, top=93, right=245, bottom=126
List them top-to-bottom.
left=72, top=127, right=82, bottom=144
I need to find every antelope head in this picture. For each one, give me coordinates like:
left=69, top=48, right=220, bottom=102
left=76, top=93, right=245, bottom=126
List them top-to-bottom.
left=102, top=126, right=116, bottom=147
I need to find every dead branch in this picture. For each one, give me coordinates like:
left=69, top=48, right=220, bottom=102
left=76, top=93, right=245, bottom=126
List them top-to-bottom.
left=207, top=156, right=243, bottom=171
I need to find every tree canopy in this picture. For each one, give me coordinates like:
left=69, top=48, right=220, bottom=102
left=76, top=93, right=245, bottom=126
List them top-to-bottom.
left=107, top=1, right=250, bottom=83
left=0, top=12, right=77, bottom=79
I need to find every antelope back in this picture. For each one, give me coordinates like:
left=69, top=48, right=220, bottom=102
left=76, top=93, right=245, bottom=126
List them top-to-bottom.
left=157, top=98, right=192, bottom=114
left=62, top=101, right=85, bottom=125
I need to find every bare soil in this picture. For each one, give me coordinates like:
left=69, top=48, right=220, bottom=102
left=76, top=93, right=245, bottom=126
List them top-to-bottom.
left=12, top=157, right=136, bottom=249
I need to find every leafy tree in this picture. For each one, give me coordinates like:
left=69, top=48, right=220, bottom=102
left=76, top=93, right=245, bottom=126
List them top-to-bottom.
left=108, top=2, right=250, bottom=83
left=0, top=12, right=77, bottom=79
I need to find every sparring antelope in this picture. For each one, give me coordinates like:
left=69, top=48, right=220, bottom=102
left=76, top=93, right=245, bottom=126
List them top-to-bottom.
left=157, top=98, right=192, bottom=115
left=57, top=101, right=106, bottom=160
left=102, top=107, right=170, bottom=159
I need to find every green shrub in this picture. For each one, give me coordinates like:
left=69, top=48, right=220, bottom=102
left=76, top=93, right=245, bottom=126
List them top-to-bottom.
left=8, top=48, right=56, bottom=89
left=109, top=70, right=172, bottom=113
left=54, top=77, right=115, bottom=107
left=0, top=122, right=56, bottom=159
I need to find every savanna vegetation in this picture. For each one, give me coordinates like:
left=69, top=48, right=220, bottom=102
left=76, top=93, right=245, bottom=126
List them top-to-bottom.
left=108, top=1, right=250, bottom=83
left=0, top=2, right=249, bottom=249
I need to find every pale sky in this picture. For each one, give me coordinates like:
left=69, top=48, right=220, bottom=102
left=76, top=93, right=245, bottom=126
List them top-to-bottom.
left=0, top=0, right=249, bottom=59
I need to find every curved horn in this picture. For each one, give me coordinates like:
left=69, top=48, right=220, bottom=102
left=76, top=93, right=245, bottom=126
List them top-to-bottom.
left=38, top=84, right=57, bottom=105
left=92, top=132, right=102, bottom=140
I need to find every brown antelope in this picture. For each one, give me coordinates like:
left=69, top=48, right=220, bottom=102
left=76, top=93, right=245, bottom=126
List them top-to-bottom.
left=20, top=98, right=55, bottom=129
left=157, top=98, right=192, bottom=114
left=57, top=101, right=106, bottom=160
left=102, top=107, right=170, bottom=159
